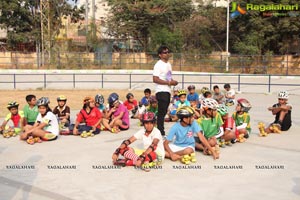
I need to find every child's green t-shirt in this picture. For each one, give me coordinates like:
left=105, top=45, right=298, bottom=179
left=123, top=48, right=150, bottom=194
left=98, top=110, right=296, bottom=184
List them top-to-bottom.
left=23, top=105, right=39, bottom=123
left=147, top=106, right=158, bottom=116
left=232, top=112, right=251, bottom=132
left=197, top=113, right=223, bottom=139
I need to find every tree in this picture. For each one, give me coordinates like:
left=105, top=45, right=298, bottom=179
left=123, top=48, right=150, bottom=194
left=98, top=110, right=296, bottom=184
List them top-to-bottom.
left=0, top=0, right=84, bottom=50
left=106, top=0, right=194, bottom=51
left=179, top=3, right=227, bottom=54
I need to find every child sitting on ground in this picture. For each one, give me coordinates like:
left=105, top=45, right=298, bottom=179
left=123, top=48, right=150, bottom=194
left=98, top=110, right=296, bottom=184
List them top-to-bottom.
left=224, top=83, right=236, bottom=106
left=187, top=85, right=199, bottom=105
left=187, top=85, right=201, bottom=117
left=213, top=85, right=225, bottom=104
left=171, top=86, right=180, bottom=104
left=198, top=86, right=210, bottom=104
left=140, top=88, right=151, bottom=106
left=168, top=90, right=191, bottom=122
left=264, top=91, right=292, bottom=133
left=102, top=93, right=130, bottom=133
left=123, top=93, right=138, bottom=118
left=23, top=94, right=39, bottom=126
left=95, top=94, right=106, bottom=114
left=53, top=95, right=70, bottom=131
left=135, top=95, right=158, bottom=126
left=146, top=95, right=158, bottom=117
left=20, top=97, right=59, bottom=144
left=71, top=97, right=102, bottom=136
left=196, top=98, right=223, bottom=157
left=232, top=98, right=252, bottom=142
left=0, top=101, right=24, bottom=137
left=217, top=104, right=236, bottom=146
left=164, top=106, right=218, bottom=162
left=112, top=112, right=164, bottom=171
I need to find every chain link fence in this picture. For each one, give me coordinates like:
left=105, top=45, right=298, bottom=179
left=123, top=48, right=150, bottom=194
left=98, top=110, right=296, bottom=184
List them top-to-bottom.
left=0, top=51, right=299, bottom=75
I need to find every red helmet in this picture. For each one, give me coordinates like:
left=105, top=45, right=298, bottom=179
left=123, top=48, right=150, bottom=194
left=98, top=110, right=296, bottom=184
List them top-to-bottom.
left=237, top=98, right=251, bottom=112
left=141, top=112, right=156, bottom=123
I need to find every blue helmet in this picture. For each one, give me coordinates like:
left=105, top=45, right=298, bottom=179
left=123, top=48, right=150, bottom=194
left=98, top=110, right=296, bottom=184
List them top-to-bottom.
left=108, top=93, right=119, bottom=105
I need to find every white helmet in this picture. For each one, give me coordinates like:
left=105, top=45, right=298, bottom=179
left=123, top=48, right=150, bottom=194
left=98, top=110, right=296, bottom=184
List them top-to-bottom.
left=278, top=91, right=289, bottom=99
left=202, top=98, right=219, bottom=110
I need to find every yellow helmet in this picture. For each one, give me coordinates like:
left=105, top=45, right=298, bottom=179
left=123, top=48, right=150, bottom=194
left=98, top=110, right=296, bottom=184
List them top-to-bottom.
left=178, top=90, right=187, bottom=97
left=57, top=95, right=67, bottom=101
left=7, top=101, right=19, bottom=109
left=176, top=106, right=195, bottom=119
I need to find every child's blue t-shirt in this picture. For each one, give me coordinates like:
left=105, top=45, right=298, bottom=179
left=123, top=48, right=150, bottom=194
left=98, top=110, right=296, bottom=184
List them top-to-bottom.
left=187, top=93, right=199, bottom=102
left=140, top=97, right=149, bottom=106
left=175, top=100, right=191, bottom=108
left=97, top=104, right=106, bottom=112
left=166, top=121, right=201, bottom=147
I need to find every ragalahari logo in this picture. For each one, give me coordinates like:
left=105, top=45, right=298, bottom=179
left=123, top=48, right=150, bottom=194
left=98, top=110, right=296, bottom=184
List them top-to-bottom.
left=230, top=2, right=247, bottom=18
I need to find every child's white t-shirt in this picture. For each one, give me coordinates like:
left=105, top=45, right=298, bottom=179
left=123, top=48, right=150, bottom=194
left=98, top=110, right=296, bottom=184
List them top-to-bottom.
left=226, top=89, right=235, bottom=98
left=36, top=112, right=59, bottom=135
left=134, top=127, right=165, bottom=160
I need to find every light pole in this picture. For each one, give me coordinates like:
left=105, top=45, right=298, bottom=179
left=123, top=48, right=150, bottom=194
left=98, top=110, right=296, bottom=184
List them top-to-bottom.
left=226, top=0, right=230, bottom=72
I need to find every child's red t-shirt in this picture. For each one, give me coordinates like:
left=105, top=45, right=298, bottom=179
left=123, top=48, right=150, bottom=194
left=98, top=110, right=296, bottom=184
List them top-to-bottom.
left=123, top=100, right=138, bottom=111
left=76, top=107, right=102, bottom=128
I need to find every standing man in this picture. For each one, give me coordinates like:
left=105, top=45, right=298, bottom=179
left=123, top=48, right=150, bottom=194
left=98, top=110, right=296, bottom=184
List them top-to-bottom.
left=153, top=45, right=178, bottom=136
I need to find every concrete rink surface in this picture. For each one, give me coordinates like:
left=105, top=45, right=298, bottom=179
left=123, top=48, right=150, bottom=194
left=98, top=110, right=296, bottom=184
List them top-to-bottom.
left=0, top=92, right=299, bottom=200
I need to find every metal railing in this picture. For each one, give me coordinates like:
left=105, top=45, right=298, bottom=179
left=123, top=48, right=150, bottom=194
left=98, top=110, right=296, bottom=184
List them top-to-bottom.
left=0, top=72, right=299, bottom=94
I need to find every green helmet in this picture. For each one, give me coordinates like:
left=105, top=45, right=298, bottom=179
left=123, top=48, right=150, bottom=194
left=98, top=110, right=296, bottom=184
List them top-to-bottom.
left=217, top=104, right=229, bottom=116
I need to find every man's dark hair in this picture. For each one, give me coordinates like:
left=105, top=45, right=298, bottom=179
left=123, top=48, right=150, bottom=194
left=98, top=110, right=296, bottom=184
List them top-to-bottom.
left=157, top=45, right=170, bottom=55
left=26, top=94, right=36, bottom=102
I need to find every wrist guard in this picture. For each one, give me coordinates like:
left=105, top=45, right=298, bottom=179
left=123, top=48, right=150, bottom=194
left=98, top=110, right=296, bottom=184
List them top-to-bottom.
left=122, top=139, right=131, bottom=147
left=114, top=148, right=121, bottom=155
left=138, top=154, right=146, bottom=162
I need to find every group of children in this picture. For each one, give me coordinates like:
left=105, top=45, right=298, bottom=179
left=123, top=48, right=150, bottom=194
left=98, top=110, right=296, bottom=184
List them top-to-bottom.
left=0, top=86, right=292, bottom=171
left=112, top=86, right=292, bottom=171
left=0, top=89, right=158, bottom=143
